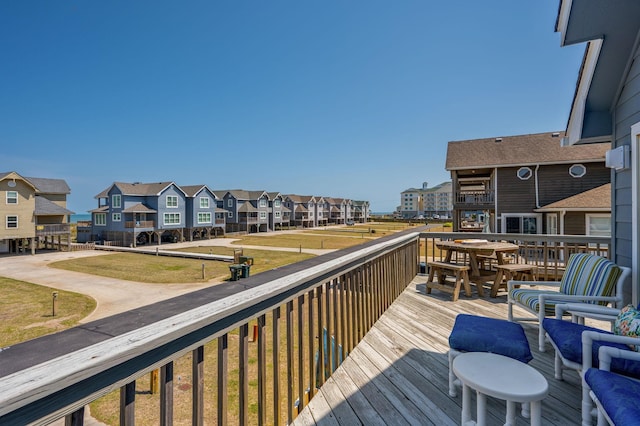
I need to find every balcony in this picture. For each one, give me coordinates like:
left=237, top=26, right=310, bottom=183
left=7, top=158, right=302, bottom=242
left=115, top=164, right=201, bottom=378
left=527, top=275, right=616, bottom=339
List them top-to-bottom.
left=454, top=190, right=494, bottom=207
left=124, top=220, right=155, bottom=229
left=35, top=223, right=70, bottom=236
left=0, top=230, right=611, bottom=425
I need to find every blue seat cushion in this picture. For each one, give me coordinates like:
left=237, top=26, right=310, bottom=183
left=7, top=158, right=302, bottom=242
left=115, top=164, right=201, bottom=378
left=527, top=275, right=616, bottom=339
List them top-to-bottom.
left=448, top=314, right=533, bottom=363
left=543, top=318, right=640, bottom=377
left=585, top=368, right=640, bottom=425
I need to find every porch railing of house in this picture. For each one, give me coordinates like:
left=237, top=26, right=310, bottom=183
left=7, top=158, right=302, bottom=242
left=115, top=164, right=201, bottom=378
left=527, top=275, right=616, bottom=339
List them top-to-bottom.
left=454, top=190, right=494, bottom=205
left=125, top=220, right=155, bottom=228
left=35, top=223, right=70, bottom=236
left=422, top=231, right=611, bottom=280
left=0, top=232, right=419, bottom=425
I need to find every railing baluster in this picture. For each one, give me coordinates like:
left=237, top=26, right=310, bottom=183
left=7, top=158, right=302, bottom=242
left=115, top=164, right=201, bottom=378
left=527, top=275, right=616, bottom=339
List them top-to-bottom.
left=316, top=285, right=325, bottom=387
left=307, top=289, right=316, bottom=402
left=297, top=295, right=304, bottom=412
left=286, top=301, right=294, bottom=423
left=272, top=307, right=281, bottom=425
left=257, top=314, right=267, bottom=426
left=239, top=324, right=249, bottom=426
left=217, top=334, right=228, bottom=426
left=192, top=346, right=204, bottom=426
left=160, top=361, right=173, bottom=426
left=119, top=381, right=135, bottom=426
left=64, top=406, right=84, bottom=426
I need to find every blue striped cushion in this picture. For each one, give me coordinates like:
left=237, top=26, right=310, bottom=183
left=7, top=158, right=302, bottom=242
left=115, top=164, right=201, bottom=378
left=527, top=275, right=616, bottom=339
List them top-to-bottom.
left=559, top=254, right=621, bottom=303
left=510, top=289, right=562, bottom=315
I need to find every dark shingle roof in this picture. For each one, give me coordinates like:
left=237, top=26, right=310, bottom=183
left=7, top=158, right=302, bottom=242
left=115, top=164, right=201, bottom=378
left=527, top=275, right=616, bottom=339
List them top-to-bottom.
left=446, top=131, right=609, bottom=170
left=25, top=177, right=71, bottom=194
left=536, top=183, right=611, bottom=211
left=34, top=196, right=75, bottom=215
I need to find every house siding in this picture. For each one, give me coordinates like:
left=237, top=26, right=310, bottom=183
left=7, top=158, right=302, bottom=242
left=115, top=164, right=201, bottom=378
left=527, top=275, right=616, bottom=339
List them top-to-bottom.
left=612, top=42, right=640, bottom=268
left=0, top=180, right=35, bottom=239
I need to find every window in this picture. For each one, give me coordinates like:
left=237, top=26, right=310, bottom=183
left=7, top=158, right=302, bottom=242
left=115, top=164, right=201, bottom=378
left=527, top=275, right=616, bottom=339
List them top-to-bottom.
left=569, top=164, right=586, bottom=178
left=517, top=167, right=532, bottom=180
left=6, top=191, right=17, bottom=204
left=112, top=194, right=121, bottom=208
left=166, top=195, right=178, bottom=208
left=200, top=197, right=210, bottom=208
left=227, top=199, right=233, bottom=207
left=259, top=199, right=267, bottom=208
left=274, top=200, right=281, bottom=208
left=228, top=211, right=233, bottom=218
left=260, top=211, right=267, bottom=220
left=275, top=211, right=281, bottom=218
left=198, top=212, right=212, bottom=224
left=95, top=213, right=106, bottom=226
left=112, top=213, right=121, bottom=222
left=164, top=213, right=181, bottom=225
left=502, top=214, right=541, bottom=234
left=586, top=214, right=611, bottom=237
left=6, top=215, right=17, bottom=228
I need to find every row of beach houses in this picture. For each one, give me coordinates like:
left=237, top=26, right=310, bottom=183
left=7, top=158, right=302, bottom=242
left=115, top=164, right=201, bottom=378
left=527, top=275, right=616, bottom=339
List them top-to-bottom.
left=0, top=172, right=370, bottom=253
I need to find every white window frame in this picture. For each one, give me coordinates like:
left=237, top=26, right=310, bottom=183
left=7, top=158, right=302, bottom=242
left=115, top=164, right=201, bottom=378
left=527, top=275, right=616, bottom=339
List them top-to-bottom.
left=569, top=164, right=586, bottom=178
left=517, top=167, right=532, bottom=180
left=6, top=191, right=17, bottom=204
left=112, top=194, right=121, bottom=208
left=166, top=195, right=178, bottom=208
left=200, top=197, right=210, bottom=209
left=227, top=198, right=233, bottom=207
left=259, top=198, right=267, bottom=208
left=274, top=200, right=281, bottom=208
left=227, top=211, right=233, bottom=218
left=259, top=211, right=267, bottom=220
left=275, top=211, right=281, bottom=218
left=163, top=212, right=181, bottom=225
left=198, top=212, right=212, bottom=224
left=95, top=213, right=106, bottom=226
left=112, top=213, right=121, bottom=222
left=501, top=213, right=542, bottom=234
left=586, top=213, right=611, bottom=237
left=546, top=214, right=558, bottom=235
left=6, top=215, right=18, bottom=229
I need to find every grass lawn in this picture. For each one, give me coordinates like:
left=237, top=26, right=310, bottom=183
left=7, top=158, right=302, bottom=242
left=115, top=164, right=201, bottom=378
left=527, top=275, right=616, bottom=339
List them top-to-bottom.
left=49, top=249, right=315, bottom=283
left=0, top=277, right=96, bottom=348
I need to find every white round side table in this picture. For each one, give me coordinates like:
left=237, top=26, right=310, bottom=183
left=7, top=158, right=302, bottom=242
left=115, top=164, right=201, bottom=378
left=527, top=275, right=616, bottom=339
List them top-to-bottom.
left=452, top=352, right=548, bottom=426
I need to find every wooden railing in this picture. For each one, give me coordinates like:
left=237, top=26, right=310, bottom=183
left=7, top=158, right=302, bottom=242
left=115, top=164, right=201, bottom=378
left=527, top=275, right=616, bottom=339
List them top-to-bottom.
left=454, top=190, right=494, bottom=205
left=125, top=220, right=155, bottom=228
left=35, top=223, right=70, bottom=236
left=0, top=231, right=419, bottom=425
left=422, top=231, right=611, bottom=280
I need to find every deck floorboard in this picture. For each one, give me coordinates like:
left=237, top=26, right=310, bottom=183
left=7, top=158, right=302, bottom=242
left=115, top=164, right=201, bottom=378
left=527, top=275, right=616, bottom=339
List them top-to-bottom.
left=292, top=275, right=592, bottom=426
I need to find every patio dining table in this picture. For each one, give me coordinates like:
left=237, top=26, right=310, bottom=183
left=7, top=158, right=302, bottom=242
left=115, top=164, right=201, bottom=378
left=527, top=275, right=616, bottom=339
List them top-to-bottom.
left=435, top=240, right=520, bottom=290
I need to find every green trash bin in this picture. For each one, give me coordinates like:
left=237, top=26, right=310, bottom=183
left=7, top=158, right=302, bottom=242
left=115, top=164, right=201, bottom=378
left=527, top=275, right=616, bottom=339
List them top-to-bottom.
left=238, top=256, right=254, bottom=265
left=229, top=264, right=242, bottom=281
left=240, top=264, right=251, bottom=278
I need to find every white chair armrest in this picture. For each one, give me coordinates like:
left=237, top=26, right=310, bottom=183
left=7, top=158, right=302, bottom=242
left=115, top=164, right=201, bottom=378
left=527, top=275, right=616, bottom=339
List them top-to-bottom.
left=554, top=303, right=621, bottom=320
left=582, top=331, right=640, bottom=371
left=598, top=345, right=640, bottom=372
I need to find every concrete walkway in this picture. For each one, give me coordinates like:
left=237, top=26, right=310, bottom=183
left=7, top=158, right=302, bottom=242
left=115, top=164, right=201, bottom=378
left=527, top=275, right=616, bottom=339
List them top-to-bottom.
left=0, top=237, right=334, bottom=322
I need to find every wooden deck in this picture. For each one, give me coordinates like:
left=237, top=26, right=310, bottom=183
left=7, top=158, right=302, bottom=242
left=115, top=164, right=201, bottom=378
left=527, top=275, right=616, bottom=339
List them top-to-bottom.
left=292, top=275, right=586, bottom=426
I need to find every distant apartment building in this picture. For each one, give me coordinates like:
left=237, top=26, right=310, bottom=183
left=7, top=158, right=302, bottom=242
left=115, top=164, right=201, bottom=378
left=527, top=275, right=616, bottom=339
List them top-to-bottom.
left=399, top=182, right=452, bottom=219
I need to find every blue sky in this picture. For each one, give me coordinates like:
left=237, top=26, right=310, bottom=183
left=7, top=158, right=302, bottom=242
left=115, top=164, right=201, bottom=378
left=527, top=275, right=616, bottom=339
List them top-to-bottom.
left=0, top=1, right=584, bottom=213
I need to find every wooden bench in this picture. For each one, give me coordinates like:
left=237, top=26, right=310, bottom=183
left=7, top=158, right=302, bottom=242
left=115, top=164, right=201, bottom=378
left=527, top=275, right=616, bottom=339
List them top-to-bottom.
left=426, top=261, right=480, bottom=301
left=490, top=263, right=537, bottom=297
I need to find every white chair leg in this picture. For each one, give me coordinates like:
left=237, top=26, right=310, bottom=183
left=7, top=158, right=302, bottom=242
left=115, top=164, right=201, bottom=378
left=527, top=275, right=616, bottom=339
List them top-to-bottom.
left=538, top=309, right=546, bottom=352
left=448, top=350, right=459, bottom=397
left=554, top=352, right=564, bottom=380
left=582, top=377, right=593, bottom=426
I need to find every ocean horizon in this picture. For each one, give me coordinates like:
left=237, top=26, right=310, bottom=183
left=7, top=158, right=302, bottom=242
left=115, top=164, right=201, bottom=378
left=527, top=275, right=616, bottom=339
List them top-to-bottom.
left=70, top=213, right=91, bottom=223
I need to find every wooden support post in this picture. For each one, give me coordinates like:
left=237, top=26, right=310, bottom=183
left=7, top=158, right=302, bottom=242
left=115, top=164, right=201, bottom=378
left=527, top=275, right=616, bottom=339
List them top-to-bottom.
left=239, top=325, right=249, bottom=425
left=217, top=334, right=228, bottom=426
left=192, top=346, right=204, bottom=426
left=160, top=362, right=173, bottom=426
left=150, top=369, right=159, bottom=394
left=119, top=381, right=135, bottom=426
left=64, top=406, right=84, bottom=426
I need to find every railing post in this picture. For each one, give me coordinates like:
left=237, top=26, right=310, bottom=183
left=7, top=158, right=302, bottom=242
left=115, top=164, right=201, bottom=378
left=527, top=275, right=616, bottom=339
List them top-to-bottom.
left=297, top=295, right=305, bottom=412
left=286, top=301, right=294, bottom=423
left=272, top=307, right=281, bottom=424
left=257, top=314, right=267, bottom=426
left=239, top=325, right=249, bottom=425
left=217, top=334, right=228, bottom=426
left=192, top=346, right=204, bottom=426
left=160, top=361, right=173, bottom=426
left=119, top=381, right=135, bottom=426
left=64, top=406, right=84, bottom=426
